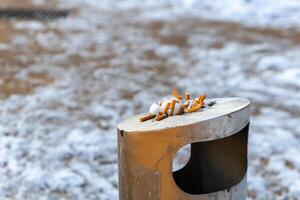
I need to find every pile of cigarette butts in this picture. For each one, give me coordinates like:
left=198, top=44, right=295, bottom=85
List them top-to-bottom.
left=140, top=89, right=216, bottom=122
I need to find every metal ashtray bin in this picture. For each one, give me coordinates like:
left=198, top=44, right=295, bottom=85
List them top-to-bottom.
left=117, top=98, right=250, bottom=200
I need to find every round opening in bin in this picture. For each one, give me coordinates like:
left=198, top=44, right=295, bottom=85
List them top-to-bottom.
left=172, top=124, right=249, bottom=195
left=172, top=144, right=191, bottom=172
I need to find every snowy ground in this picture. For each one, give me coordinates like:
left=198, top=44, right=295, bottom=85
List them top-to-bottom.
left=0, top=0, right=300, bottom=199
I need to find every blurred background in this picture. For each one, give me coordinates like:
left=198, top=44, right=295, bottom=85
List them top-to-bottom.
left=0, top=0, right=300, bottom=199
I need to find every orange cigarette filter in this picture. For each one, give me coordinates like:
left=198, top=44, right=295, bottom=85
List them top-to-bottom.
left=172, top=89, right=182, bottom=100
left=185, top=93, right=190, bottom=101
left=198, top=95, right=207, bottom=103
left=170, top=99, right=176, bottom=116
left=163, top=102, right=171, bottom=114
left=187, top=104, right=202, bottom=113
left=158, top=111, right=164, bottom=116
left=156, top=113, right=168, bottom=121
left=140, top=114, right=155, bottom=122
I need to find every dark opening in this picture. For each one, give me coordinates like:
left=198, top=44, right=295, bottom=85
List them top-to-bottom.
left=0, top=8, right=69, bottom=20
left=172, top=123, right=249, bottom=194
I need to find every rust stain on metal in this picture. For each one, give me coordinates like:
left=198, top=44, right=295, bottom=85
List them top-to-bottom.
left=128, top=164, right=160, bottom=200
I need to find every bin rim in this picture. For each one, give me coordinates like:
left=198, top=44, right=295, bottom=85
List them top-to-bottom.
left=117, top=97, right=250, bottom=133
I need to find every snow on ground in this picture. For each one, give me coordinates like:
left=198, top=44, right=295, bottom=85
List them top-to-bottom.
left=0, top=0, right=300, bottom=199
left=59, top=0, right=300, bottom=29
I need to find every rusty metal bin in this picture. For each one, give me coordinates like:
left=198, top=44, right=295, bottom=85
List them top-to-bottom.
left=117, top=98, right=250, bottom=200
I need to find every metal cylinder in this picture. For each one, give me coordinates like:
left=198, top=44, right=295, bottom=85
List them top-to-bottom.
left=117, top=98, right=250, bottom=200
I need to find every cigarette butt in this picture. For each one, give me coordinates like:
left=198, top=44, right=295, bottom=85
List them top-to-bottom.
left=172, top=89, right=182, bottom=100
left=185, top=93, right=190, bottom=101
left=196, top=95, right=202, bottom=103
left=198, top=95, right=207, bottom=103
left=198, top=96, right=206, bottom=108
left=170, top=99, right=176, bottom=115
left=193, top=99, right=199, bottom=106
left=159, top=100, right=163, bottom=106
left=183, top=100, right=190, bottom=108
left=188, top=100, right=195, bottom=109
left=200, top=101, right=205, bottom=107
left=163, top=102, right=171, bottom=114
left=182, top=104, right=188, bottom=109
left=187, top=104, right=202, bottom=113
left=176, top=105, right=185, bottom=115
left=158, top=111, right=164, bottom=115
left=156, top=113, right=168, bottom=121
left=140, top=114, right=155, bottom=122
